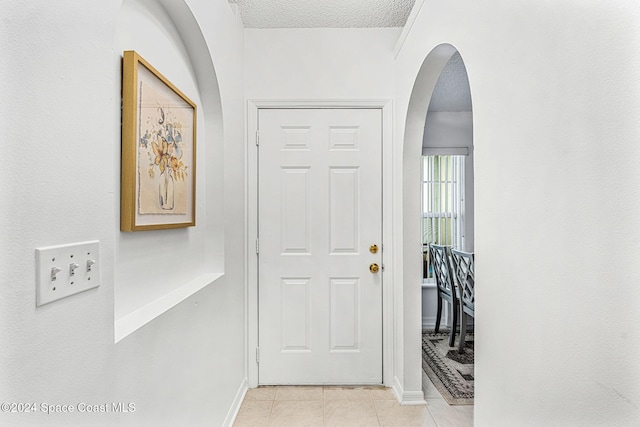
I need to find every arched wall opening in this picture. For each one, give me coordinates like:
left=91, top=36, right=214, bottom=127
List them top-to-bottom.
left=114, top=0, right=225, bottom=340
left=401, top=43, right=474, bottom=396
left=420, top=50, right=474, bottom=331
left=422, top=51, right=473, bottom=252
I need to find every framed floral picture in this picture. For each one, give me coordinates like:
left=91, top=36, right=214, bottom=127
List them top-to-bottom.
left=121, top=50, right=196, bottom=231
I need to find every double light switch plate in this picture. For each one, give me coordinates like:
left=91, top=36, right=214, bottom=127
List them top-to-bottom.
left=35, top=240, right=100, bottom=307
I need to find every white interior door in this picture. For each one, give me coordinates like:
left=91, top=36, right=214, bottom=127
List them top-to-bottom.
left=258, top=108, right=383, bottom=385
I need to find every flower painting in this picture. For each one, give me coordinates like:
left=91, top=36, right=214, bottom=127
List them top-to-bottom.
left=121, top=51, right=196, bottom=231
left=137, top=80, right=191, bottom=215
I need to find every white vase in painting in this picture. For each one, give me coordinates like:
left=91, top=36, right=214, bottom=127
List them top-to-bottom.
left=159, top=169, right=174, bottom=210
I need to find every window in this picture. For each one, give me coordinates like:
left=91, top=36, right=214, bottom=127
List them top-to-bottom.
left=422, top=155, right=465, bottom=277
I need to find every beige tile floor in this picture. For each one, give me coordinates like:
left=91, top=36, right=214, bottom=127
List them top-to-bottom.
left=233, top=372, right=473, bottom=426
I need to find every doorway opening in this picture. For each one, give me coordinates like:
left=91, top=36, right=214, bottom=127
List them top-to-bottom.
left=401, top=44, right=473, bottom=404
left=421, top=50, right=473, bottom=334
left=246, top=100, right=394, bottom=389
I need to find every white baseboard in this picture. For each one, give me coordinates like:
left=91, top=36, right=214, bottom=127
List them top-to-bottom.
left=422, top=316, right=436, bottom=329
left=422, top=318, right=475, bottom=331
left=392, top=376, right=427, bottom=406
left=222, top=377, right=248, bottom=427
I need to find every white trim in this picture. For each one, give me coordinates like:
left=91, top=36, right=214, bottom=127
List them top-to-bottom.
left=393, top=0, right=426, bottom=58
left=243, top=84, right=252, bottom=394
left=246, top=99, right=394, bottom=389
left=248, top=99, right=393, bottom=109
left=246, top=100, right=259, bottom=388
left=422, top=147, right=469, bottom=156
left=114, top=273, right=223, bottom=342
left=422, top=316, right=437, bottom=330
left=392, top=376, right=403, bottom=402
left=393, top=376, right=427, bottom=406
left=222, top=377, right=248, bottom=427
left=401, top=392, right=428, bottom=406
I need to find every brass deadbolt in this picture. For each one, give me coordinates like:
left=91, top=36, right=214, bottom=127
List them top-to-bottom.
left=369, top=244, right=379, bottom=254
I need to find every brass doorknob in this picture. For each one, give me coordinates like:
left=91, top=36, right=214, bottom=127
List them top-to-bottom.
left=369, top=244, right=379, bottom=254
left=370, top=263, right=380, bottom=274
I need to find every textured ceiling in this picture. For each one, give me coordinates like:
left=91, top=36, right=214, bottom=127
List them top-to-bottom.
left=229, top=0, right=416, bottom=28
left=230, top=0, right=470, bottom=111
left=428, top=52, right=472, bottom=112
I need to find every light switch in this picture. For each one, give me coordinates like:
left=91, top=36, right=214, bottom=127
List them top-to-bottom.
left=35, top=240, right=100, bottom=306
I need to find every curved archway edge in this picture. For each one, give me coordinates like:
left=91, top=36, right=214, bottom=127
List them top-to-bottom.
left=397, top=43, right=467, bottom=399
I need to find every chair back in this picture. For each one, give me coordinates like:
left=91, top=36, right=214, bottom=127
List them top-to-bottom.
left=429, top=244, right=456, bottom=298
left=450, top=249, right=474, bottom=314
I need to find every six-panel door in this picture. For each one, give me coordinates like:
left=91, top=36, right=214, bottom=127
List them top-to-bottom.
left=258, top=108, right=383, bottom=384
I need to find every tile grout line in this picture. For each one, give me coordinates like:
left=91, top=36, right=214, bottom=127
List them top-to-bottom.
left=242, top=385, right=400, bottom=426
left=322, top=386, right=326, bottom=427
left=371, top=389, right=383, bottom=427
left=373, top=389, right=389, bottom=427
left=266, top=398, right=274, bottom=427
left=425, top=402, right=441, bottom=427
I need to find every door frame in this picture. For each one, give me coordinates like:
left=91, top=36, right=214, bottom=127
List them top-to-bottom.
left=246, top=100, right=394, bottom=388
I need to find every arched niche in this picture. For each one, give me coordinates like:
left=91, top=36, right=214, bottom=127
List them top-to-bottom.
left=114, top=0, right=225, bottom=339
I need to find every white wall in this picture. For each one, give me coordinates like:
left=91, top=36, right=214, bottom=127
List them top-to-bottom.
left=0, top=0, right=246, bottom=425
left=396, top=0, right=640, bottom=425
left=244, top=27, right=400, bottom=391
left=244, top=28, right=400, bottom=99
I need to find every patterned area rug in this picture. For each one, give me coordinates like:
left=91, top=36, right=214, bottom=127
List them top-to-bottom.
left=422, top=329, right=474, bottom=405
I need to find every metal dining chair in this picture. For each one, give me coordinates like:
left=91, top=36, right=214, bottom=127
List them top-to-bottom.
left=429, top=244, right=458, bottom=347
left=450, top=248, right=475, bottom=353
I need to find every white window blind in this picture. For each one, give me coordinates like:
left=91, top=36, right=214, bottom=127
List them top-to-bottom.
left=422, top=155, right=465, bottom=250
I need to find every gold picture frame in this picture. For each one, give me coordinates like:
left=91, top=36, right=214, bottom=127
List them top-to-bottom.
left=121, top=50, right=196, bottom=231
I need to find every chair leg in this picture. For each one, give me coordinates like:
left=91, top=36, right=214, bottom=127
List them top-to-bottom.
left=434, top=296, right=443, bottom=333
left=448, top=300, right=458, bottom=347
left=458, top=311, right=467, bottom=353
